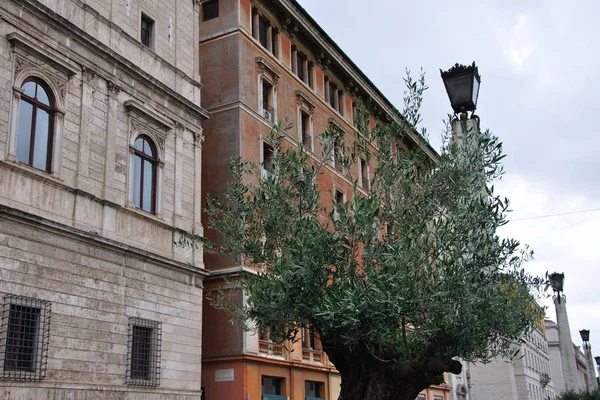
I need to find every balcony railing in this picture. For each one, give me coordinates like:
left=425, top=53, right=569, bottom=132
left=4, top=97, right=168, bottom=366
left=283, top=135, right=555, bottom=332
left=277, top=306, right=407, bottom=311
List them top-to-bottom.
left=259, top=340, right=287, bottom=358
left=302, top=348, right=323, bottom=363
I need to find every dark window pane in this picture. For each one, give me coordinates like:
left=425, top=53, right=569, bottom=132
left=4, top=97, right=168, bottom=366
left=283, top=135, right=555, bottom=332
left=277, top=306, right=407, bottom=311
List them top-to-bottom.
left=203, top=0, right=219, bottom=21
left=141, top=16, right=152, bottom=47
left=258, top=17, right=268, bottom=47
left=297, top=53, right=305, bottom=81
left=22, top=82, right=36, bottom=98
left=36, top=85, right=50, bottom=106
left=16, top=100, right=33, bottom=164
left=32, top=109, right=50, bottom=171
left=133, top=155, right=142, bottom=208
left=142, top=160, right=154, bottom=212
left=4, top=304, right=40, bottom=372
left=131, top=326, right=153, bottom=379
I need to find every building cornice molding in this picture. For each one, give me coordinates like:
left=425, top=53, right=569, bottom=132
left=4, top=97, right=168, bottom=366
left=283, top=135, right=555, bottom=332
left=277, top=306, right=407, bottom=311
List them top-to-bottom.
left=7, top=32, right=79, bottom=77
left=0, top=204, right=209, bottom=278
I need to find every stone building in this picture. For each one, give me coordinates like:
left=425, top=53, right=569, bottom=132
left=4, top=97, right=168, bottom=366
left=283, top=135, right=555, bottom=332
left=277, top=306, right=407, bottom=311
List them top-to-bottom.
left=0, top=0, right=208, bottom=398
left=196, top=0, right=444, bottom=399
left=467, top=314, right=556, bottom=400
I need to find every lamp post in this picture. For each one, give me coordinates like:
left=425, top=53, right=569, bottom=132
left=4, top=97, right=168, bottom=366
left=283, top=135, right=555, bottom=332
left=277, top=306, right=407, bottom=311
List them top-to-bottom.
left=441, top=62, right=482, bottom=144
left=549, top=273, right=580, bottom=391
left=580, top=330, right=598, bottom=389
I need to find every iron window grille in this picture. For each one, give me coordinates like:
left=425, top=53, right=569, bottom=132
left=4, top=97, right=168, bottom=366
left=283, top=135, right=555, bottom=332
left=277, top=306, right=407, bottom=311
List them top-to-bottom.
left=0, top=295, right=51, bottom=381
left=127, top=317, right=161, bottom=387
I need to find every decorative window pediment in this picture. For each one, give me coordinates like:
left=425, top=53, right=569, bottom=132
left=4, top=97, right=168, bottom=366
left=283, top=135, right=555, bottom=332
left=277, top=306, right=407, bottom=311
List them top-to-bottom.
left=256, top=57, right=281, bottom=83
left=295, top=90, right=316, bottom=113
left=125, top=100, right=173, bottom=155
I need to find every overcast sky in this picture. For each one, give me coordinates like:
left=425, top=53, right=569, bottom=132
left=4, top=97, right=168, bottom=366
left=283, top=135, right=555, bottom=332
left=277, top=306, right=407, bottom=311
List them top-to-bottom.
left=296, top=0, right=600, bottom=367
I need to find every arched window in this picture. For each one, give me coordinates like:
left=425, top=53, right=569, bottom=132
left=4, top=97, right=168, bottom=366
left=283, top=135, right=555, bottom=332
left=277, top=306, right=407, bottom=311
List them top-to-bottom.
left=16, top=78, right=55, bottom=172
left=132, top=135, right=158, bottom=213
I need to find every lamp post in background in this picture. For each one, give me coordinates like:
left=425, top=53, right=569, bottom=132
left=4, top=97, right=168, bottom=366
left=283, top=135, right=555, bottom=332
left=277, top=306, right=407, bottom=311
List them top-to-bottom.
left=549, top=272, right=580, bottom=391
left=580, top=330, right=599, bottom=389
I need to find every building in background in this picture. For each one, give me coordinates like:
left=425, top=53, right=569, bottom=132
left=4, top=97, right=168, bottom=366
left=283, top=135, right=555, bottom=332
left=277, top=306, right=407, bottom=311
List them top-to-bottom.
left=0, top=0, right=208, bottom=398
left=196, top=0, right=446, bottom=399
left=466, top=310, right=555, bottom=400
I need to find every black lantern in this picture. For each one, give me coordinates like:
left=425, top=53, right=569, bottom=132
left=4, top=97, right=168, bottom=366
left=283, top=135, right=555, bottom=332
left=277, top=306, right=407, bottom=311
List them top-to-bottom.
left=440, top=62, right=481, bottom=114
left=549, top=272, right=565, bottom=293
left=580, top=329, right=590, bottom=343
left=595, top=356, right=600, bottom=365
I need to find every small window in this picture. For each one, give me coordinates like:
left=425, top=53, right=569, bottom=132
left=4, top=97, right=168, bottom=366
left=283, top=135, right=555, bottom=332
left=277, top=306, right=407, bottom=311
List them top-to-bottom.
left=202, top=0, right=219, bottom=21
left=140, top=14, right=154, bottom=48
left=258, top=16, right=269, bottom=48
left=296, top=51, right=306, bottom=82
left=16, top=79, right=55, bottom=172
left=262, top=81, right=274, bottom=123
left=352, top=102, right=359, bottom=128
left=300, top=111, right=311, bottom=150
left=132, top=136, right=158, bottom=214
left=333, top=138, right=343, bottom=172
left=262, top=141, right=275, bottom=177
left=360, top=158, right=369, bottom=189
left=334, top=189, right=344, bottom=220
left=0, top=295, right=51, bottom=381
left=127, top=317, right=161, bottom=387
left=301, top=326, right=316, bottom=349
left=262, top=376, right=284, bottom=395
left=305, top=381, right=325, bottom=398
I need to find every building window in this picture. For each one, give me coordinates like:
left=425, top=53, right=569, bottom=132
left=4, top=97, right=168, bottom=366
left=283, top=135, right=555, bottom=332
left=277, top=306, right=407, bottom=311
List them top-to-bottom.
left=202, top=0, right=219, bottom=21
left=252, top=9, right=278, bottom=57
left=140, top=14, right=154, bottom=48
left=324, top=77, right=342, bottom=113
left=16, top=79, right=55, bottom=172
left=262, top=81, right=275, bottom=123
left=352, top=102, right=359, bottom=128
left=299, top=111, right=312, bottom=150
left=132, top=135, right=158, bottom=214
left=333, top=138, right=343, bottom=172
left=261, top=141, right=275, bottom=179
left=359, top=158, right=369, bottom=189
left=334, top=189, right=344, bottom=220
left=0, top=295, right=51, bottom=381
left=127, top=317, right=161, bottom=387
left=301, top=326, right=316, bottom=350
left=262, top=376, right=284, bottom=396
left=305, top=381, right=325, bottom=399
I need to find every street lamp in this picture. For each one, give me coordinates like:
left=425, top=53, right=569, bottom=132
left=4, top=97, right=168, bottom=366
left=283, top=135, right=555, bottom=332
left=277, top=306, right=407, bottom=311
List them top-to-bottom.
left=440, top=62, right=481, bottom=116
left=549, top=272, right=565, bottom=303
left=580, top=330, right=590, bottom=344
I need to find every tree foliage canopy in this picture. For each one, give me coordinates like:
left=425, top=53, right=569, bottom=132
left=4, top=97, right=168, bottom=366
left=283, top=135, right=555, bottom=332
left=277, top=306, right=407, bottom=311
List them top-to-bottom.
left=190, top=73, right=545, bottom=399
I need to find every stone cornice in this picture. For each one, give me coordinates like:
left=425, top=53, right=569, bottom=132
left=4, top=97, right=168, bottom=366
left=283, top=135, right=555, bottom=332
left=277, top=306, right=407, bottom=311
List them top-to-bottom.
left=125, top=100, right=175, bottom=131
left=0, top=204, right=209, bottom=277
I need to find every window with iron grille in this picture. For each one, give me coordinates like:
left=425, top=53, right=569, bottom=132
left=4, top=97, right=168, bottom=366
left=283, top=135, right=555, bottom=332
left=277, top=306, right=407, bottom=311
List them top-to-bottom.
left=0, top=295, right=51, bottom=381
left=127, top=317, right=161, bottom=387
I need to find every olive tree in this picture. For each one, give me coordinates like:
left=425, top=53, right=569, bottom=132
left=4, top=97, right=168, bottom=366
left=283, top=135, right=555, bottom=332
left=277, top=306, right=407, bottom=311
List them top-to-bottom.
left=189, top=74, right=544, bottom=400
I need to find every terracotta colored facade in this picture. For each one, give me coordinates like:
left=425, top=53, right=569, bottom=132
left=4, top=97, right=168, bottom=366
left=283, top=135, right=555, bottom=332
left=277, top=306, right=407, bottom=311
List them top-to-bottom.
left=198, top=0, right=445, bottom=399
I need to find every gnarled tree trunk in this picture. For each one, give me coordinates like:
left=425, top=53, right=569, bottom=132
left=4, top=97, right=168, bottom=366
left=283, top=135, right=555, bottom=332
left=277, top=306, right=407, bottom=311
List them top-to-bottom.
left=323, top=338, right=462, bottom=400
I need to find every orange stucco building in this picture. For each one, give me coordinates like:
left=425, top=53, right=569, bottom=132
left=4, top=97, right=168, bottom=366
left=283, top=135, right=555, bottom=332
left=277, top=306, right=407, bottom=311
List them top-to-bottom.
left=198, top=0, right=447, bottom=399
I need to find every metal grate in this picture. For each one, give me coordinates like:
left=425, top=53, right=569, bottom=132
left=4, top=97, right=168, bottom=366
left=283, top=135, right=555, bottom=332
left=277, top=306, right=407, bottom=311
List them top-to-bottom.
left=0, top=295, right=51, bottom=380
left=127, top=317, right=161, bottom=387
